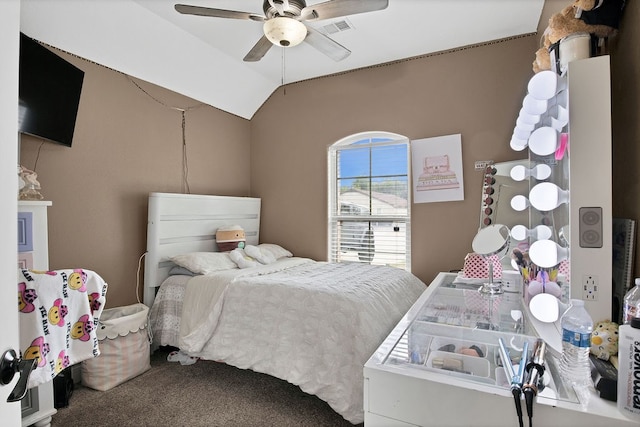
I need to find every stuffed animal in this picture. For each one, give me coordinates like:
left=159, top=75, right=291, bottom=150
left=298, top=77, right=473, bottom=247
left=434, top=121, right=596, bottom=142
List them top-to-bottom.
left=532, top=0, right=625, bottom=73
left=574, top=0, right=626, bottom=30
left=547, top=1, right=620, bottom=46
left=532, top=31, right=553, bottom=74
left=215, top=225, right=246, bottom=251
left=590, top=319, right=619, bottom=360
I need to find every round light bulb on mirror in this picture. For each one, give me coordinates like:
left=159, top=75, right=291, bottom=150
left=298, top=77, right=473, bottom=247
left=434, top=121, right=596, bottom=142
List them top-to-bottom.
left=527, top=70, right=567, bottom=101
left=522, top=94, right=549, bottom=115
left=518, top=108, right=540, bottom=125
left=516, top=117, right=535, bottom=132
left=513, top=126, right=531, bottom=140
left=528, top=126, right=559, bottom=156
left=510, top=135, right=528, bottom=152
left=509, top=164, right=552, bottom=182
left=529, top=182, right=569, bottom=211
left=510, top=195, right=529, bottom=212
left=510, top=224, right=553, bottom=241
left=529, top=239, right=569, bottom=268
left=529, top=293, right=561, bottom=323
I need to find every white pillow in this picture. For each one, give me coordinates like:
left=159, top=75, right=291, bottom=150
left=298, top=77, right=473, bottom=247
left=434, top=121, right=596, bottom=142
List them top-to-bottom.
left=258, top=243, right=293, bottom=259
left=244, top=245, right=276, bottom=265
left=229, top=248, right=259, bottom=269
left=169, top=252, right=237, bottom=275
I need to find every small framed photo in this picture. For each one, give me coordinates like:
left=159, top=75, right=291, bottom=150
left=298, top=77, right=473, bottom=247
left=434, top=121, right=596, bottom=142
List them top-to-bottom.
left=412, top=134, right=464, bottom=203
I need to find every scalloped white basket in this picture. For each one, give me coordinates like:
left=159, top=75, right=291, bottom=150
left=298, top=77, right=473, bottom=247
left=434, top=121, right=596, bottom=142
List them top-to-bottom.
left=82, top=303, right=151, bottom=391
left=96, top=303, right=149, bottom=340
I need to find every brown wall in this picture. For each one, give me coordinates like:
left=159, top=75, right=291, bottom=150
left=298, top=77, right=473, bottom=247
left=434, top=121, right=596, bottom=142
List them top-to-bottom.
left=19, top=0, right=640, bottom=307
left=253, top=0, right=640, bottom=287
left=251, top=35, right=537, bottom=285
left=19, top=56, right=251, bottom=308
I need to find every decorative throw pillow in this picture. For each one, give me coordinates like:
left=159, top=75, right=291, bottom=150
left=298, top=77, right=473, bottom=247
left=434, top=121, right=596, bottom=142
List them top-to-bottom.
left=258, top=243, right=293, bottom=259
left=245, top=245, right=276, bottom=265
left=229, top=248, right=259, bottom=269
left=169, top=252, right=237, bottom=275
left=168, top=266, right=198, bottom=277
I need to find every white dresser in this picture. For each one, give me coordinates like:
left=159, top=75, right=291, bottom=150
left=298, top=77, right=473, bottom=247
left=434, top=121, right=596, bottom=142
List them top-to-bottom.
left=18, top=201, right=56, bottom=427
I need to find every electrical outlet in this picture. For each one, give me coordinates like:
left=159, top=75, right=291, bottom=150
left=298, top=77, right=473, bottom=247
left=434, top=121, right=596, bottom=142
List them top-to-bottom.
left=582, top=275, right=599, bottom=300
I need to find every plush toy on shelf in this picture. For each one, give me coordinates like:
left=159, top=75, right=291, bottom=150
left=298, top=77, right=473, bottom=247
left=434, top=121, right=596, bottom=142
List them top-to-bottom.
left=532, top=0, right=626, bottom=73
left=547, top=0, right=623, bottom=46
left=532, top=31, right=553, bottom=74
left=590, top=319, right=619, bottom=361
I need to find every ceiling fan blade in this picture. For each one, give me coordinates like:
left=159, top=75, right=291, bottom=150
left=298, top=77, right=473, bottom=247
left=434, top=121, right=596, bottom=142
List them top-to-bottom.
left=301, top=0, right=388, bottom=21
left=175, top=4, right=265, bottom=22
left=304, top=27, right=350, bottom=62
left=243, top=35, right=273, bottom=62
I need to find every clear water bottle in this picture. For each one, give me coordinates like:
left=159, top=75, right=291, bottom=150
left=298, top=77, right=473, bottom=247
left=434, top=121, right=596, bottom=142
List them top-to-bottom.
left=622, top=278, right=640, bottom=324
left=559, top=299, right=593, bottom=386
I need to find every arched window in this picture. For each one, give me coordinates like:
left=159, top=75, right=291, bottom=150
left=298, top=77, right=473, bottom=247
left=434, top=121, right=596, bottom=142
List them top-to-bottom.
left=327, top=131, right=411, bottom=270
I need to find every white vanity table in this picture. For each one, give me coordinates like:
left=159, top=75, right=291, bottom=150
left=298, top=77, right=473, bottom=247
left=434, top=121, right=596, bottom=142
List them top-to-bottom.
left=365, top=54, right=623, bottom=427
left=363, top=272, right=634, bottom=427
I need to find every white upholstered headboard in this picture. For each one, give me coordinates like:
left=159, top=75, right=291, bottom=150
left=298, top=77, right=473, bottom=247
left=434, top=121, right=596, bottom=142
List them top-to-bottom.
left=143, top=192, right=261, bottom=308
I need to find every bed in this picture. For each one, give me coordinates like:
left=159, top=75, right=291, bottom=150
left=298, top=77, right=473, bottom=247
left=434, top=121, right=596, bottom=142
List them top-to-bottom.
left=143, top=192, right=426, bottom=424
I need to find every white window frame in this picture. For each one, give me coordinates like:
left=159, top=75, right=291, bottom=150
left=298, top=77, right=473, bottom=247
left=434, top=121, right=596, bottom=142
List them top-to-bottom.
left=327, top=131, right=411, bottom=271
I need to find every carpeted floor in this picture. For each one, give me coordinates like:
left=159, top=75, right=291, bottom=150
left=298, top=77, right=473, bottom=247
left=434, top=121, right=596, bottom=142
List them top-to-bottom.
left=51, top=348, right=360, bottom=427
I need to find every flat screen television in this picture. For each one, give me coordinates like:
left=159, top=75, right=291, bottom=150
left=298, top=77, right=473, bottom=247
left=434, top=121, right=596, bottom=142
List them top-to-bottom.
left=18, top=33, right=84, bottom=147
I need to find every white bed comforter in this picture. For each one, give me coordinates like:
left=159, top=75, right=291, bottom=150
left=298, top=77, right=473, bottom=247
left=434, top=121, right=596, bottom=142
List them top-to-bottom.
left=177, top=258, right=425, bottom=424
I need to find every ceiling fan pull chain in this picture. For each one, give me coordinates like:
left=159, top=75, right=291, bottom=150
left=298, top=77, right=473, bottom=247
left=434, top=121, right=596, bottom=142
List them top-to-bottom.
left=282, top=48, right=287, bottom=95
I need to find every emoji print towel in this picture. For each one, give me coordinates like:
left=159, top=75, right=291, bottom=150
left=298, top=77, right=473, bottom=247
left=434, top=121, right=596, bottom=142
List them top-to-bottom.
left=18, top=268, right=108, bottom=388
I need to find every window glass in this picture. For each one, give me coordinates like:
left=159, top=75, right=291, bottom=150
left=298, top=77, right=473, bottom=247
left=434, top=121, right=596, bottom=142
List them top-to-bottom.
left=328, top=132, right=411, bottom=270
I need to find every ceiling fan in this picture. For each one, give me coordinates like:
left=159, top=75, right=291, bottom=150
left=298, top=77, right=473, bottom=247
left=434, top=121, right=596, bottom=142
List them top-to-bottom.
left=174, top=0, right=389, bottom=62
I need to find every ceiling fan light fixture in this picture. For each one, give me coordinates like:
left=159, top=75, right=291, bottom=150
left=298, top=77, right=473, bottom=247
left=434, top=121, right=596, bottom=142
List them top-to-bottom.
left=263, top=17, right=306, bottom=47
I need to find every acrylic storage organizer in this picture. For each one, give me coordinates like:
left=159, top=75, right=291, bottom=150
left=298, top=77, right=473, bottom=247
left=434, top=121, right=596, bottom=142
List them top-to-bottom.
left=381, top=274, right=576, bottom=402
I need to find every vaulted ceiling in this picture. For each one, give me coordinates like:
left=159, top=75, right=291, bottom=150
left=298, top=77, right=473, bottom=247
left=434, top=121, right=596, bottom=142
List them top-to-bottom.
left=20, top=0, right=545, bottom=119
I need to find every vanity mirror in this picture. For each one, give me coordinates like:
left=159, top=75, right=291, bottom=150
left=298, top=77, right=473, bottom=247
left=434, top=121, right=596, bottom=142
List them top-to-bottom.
left=475, top=157, right=570, bottom=321
left=479, top=160, right=530, bottom=230
left=471, top=224, right=510, bottom=295
left=472, top=224, right=510, bottom=256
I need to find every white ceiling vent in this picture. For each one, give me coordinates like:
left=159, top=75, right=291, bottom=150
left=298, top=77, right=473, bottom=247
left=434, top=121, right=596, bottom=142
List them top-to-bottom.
left=321, top=18, right=354, bottom=35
